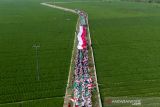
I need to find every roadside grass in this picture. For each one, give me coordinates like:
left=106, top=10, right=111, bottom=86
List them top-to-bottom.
left=0, top=0, right=77, bottom=106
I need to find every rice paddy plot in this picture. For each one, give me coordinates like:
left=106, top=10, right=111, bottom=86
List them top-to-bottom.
left=0, top=0, right=77, bottom=106
left=57, top=0, right=160, bottom=105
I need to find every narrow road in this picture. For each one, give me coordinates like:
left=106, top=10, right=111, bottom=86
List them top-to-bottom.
left=41, top=2, right=102, bottom=107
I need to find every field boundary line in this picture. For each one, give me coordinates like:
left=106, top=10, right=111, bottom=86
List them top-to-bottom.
left=41, top=2, right=102, bottom=107
left=0, top=97, right=62, bottom=106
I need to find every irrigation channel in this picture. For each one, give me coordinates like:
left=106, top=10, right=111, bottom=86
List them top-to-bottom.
left=41, top=2, right=102, bottom=107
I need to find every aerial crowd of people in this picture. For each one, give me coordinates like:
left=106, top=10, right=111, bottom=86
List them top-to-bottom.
left=70, top=10, right=94, bottom=107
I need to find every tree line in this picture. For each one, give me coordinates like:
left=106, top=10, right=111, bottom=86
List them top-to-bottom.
left=121, top=0, right=160, bottom=3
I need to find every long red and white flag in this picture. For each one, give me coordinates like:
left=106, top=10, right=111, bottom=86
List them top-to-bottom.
left=77, top=26, right=87, bottom=50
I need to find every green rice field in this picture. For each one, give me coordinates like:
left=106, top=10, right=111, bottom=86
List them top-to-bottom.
left=0, top=0, right=77, bottom=106
left=1, top=0, right=160, bottom=106
left=59, top=0, right=160, bottom=105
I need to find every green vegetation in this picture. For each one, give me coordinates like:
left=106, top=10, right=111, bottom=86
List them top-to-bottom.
left=0, top=0, right=77, bottom=106
left=2, top=0, right=160, bottom=106
left=58, top=0, right=160, bottom=103
left=121, top=0, right=160, bottom=3
left=0, top=98, right=63, bottom=107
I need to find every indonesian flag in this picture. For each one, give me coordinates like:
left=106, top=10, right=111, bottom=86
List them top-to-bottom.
left=77, top=26, right=87, bottom=50
left=87, top=78, right=92, bottom=83
left=87, top=84, right=95, bottom=89
left=70, top=98, right=78, bottom=102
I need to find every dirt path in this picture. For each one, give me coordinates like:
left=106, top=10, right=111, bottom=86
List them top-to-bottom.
left=41, top=3, right=102, bottom=107
left=41, top=3, right=76, bottom=14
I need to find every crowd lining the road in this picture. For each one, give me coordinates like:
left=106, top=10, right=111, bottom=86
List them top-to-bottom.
left=70, top=10, right=95, bottom=107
